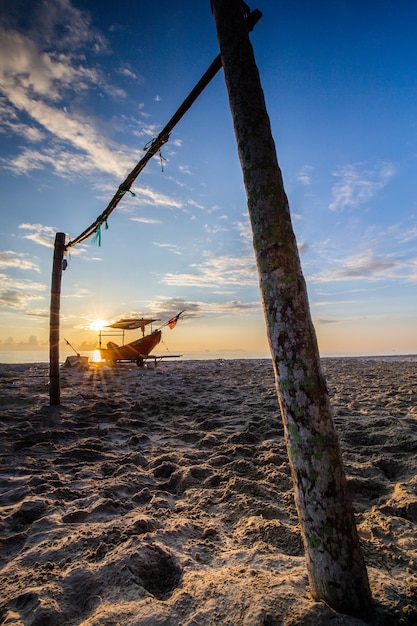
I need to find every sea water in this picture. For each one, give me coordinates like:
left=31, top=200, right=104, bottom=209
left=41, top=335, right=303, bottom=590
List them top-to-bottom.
left=0, top=349, right=272, bottom=364
left=0, top=350, right=416, bottom=365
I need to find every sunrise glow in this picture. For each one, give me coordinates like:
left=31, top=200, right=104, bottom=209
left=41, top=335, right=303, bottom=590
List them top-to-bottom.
left=90, top=319, right=109, bottom=332
left=92, top=349, right=103, bottom=362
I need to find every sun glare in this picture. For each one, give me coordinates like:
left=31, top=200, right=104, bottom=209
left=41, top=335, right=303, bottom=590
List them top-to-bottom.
left=90, top=319, right=108, bottom=331
left=92, top=349, right=103, bottom=363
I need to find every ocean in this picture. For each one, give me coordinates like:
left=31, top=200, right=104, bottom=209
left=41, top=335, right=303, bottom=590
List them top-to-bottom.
left=0, top=349, right=273, bottom=364
left=0, top=350, right=416, bottom=365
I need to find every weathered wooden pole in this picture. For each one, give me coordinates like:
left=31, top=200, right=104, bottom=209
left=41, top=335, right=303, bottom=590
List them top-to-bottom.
left=211, top=0, right=372, bottom=617
left=49, top=232, right=66, bottom=406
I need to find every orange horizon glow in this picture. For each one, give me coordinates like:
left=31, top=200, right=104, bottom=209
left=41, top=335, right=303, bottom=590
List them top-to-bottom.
left=92, top=349, right=103, bottom=362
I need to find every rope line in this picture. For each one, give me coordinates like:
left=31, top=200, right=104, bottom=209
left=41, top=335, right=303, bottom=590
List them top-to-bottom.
left=64, top=8, right=261, bottom=251
left=65, top=56, right=224, bottom=251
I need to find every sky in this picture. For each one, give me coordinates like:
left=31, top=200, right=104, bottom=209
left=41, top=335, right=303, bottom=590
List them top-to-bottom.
left=1, top=0, right=417, bottom=359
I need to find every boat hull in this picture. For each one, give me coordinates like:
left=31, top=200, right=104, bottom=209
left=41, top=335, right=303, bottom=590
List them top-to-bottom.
left=100, top=330, right=162, bottom=363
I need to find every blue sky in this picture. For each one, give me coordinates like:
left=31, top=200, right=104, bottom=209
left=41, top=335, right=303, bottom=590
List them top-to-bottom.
left=1, top=0, right=416, bottom=358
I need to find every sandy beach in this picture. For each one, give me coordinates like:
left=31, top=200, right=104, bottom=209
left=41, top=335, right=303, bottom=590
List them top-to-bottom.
left=1, top=357, right=417, bottom=625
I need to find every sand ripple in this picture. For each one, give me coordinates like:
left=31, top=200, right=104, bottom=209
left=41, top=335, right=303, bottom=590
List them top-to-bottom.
left=1, top=358, right=417, bottom=624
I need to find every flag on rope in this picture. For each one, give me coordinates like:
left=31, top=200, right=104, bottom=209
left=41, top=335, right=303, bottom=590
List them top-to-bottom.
left=167, top=310, right=185, bottom=329
left=168, top=314, right=180, bottom=329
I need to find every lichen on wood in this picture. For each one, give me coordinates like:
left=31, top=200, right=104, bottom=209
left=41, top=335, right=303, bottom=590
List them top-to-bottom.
left=212, top=0, right=372, bottom=618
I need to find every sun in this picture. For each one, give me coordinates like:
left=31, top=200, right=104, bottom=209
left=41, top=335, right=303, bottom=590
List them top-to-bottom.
left=90, top=319, right=108, bottom=331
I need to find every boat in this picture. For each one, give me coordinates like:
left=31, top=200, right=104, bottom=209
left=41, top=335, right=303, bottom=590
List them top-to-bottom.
left=99, top=311, right=184, bottom=365
left=63, top=338, right=89, bottom=368
left=63, top=354, right=89, bottom=369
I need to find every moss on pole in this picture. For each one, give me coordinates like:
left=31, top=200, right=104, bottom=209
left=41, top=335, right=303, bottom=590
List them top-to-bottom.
left=211, top=0, right=372, bottom=617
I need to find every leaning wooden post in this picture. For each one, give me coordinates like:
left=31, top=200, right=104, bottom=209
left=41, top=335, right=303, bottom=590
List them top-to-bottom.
left=211, top=0, right=372, bottom=617
left=49, top=232, right=66, bottom=406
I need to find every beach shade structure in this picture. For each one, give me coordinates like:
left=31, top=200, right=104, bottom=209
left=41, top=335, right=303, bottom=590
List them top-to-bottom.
left=211, top=0, right=372, bottom=618
left=47, top=11, right=262, bottom=405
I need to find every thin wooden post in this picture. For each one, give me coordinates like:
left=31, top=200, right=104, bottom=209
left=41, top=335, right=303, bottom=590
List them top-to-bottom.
left=211, top=0, right=372, bottom=618
left=49, top=232, right=66, bottom=406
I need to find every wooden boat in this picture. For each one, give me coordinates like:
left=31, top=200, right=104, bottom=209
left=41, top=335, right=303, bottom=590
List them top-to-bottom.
left=99, top=311, right=184, bottom=365
left=100, top=330, right=162, bottom=364
left=64, top=355, right=89, bottom=369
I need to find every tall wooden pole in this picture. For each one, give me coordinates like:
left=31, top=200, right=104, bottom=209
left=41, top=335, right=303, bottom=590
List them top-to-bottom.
left=211, top=0, right=372, bottom=618
left=49, top=232, right=65, bottom=406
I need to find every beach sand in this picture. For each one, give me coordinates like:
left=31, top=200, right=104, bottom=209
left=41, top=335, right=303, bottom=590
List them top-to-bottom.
left=1, top=357, right=417, bottom=625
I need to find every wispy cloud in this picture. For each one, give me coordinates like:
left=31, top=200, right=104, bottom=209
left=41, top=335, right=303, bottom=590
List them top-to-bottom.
left=0, top=1, right=169, bottom=186
left=0, top=19, right=131, bottom=179
left=0, top=28, right=100, bottom=102
left=117, top=65, right=142, bottom=82
left=132, top=123, right=162, bottom=139
left=329, top=162, right=395, bottom=212
left=178, top=164, right=193, bottom=175
left=296, top=165, right=314, bottom=186
left=132, top=186, right=183, bottom=209
left=187, top=199, right=206, bottom=211
left=130, top=217, right=162, bottom=225
left=234, top=217, right=253, bottom=246
left=18, top=223, right=59, bottom=248
left=204, top=223, right=228, bottom=235
left=398, top=227, right=417, bottom=244
left=298, top=241, right=309, bottom=256
left=153, top=242, right=183, bottom=255
left=309, top=248, right=403, bottom=283
left=0, top=251, right=39, bottom=271
left=162, top=253, right=257, bottom=288
left=0, top=272, right=46, bottom=310
left=0, top=289, right=43, bottom=310
left=148, top=296, right=261, bottom=319
left=205, top=300, right=260, bottom=315
left=26, top=308, right=49, bottom=318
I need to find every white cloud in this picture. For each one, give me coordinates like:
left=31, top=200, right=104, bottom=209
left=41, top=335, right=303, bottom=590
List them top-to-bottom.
left=0, top=2, right=136, bottom=182
left=0, top=25, right=132, bottom=179
left=0, top=29, right=100, bottom=102
left=117, top=66, right=141, bottom=82
left=133, top=124, right=161, bottom=139
left=5, top=142, right=127, bottom=180
left=329, top=162, right=396, bottom=212
left=178, top=164, right=193, bottom=175
left=296, top=165, right=314, bottom=186
left=133, top=186, right=183, bottom=209
left=187, top=199, right=206, bottom=211
left=130, top=217, right=163, bottom=225
left=234, top=217, right=252, bottom=246
left=18, top=223, right=60, bottom=248
left=204, top=223, right=228, bottom=235
left=398, top=227, right=417, bottom=244
left=298, top=241, right=308, bottom=256
left=153, top=242, right=183, bottom=255
left=309, top=248, right=402, bottom=283
left=0, top=251, right=40, bottom=271
left=163, top=253, right=257, bottom=288
left=0, top=274, right=46, bottom=291
left=0, top=289, right=43, bottom=310
left=147, top=297, right=261, bottom=319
